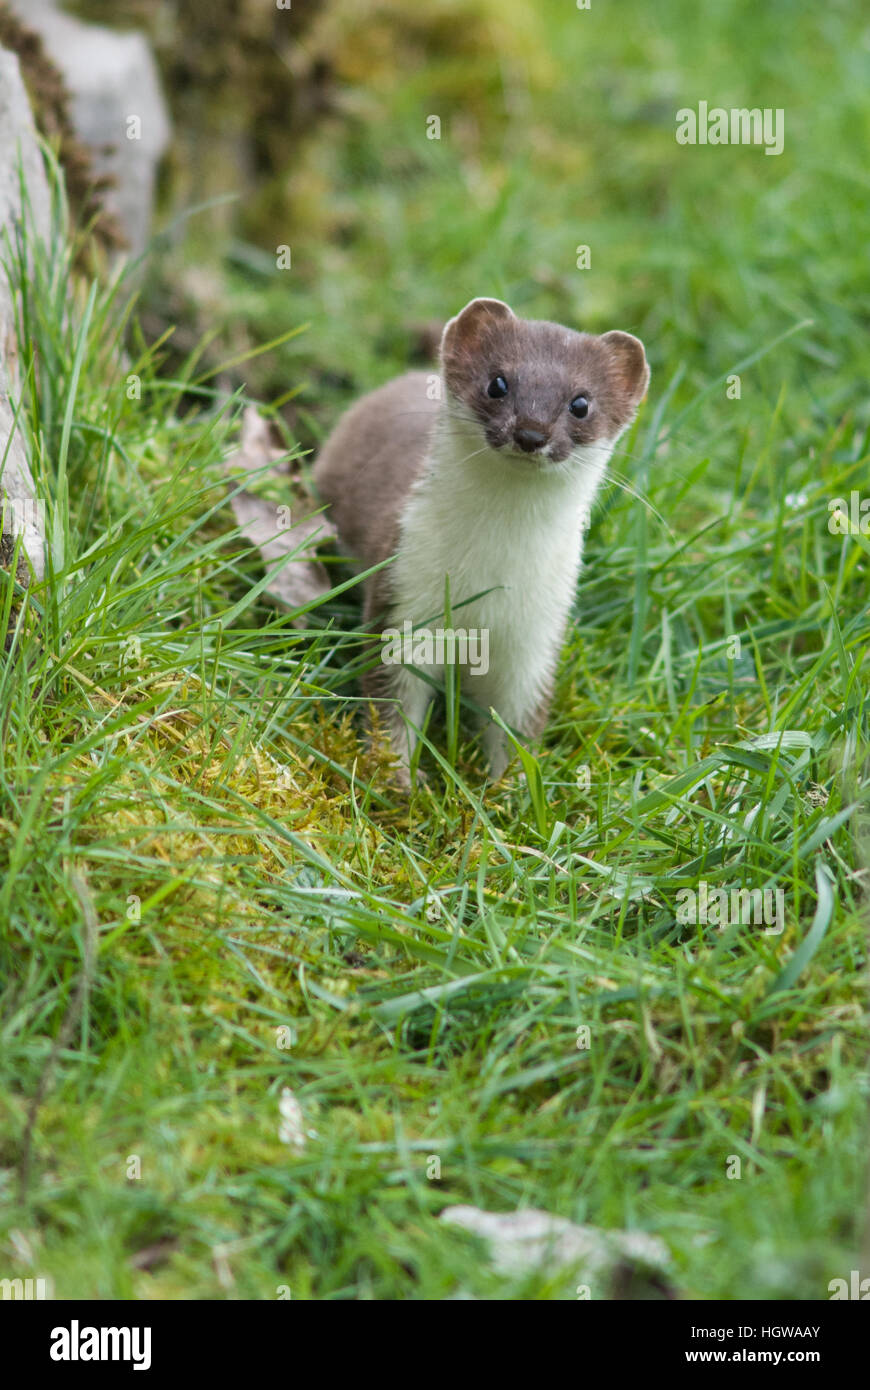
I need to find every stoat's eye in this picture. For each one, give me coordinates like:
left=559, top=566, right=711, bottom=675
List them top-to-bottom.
left=487, top=375, right=509, bottom=398
left=569, top=395, right=589, bottom=418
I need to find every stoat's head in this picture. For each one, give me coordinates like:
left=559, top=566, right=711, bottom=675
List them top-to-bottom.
left=440, top=297, right=650, bottom=468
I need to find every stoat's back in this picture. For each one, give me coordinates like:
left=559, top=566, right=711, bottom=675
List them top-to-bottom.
left=313, top=372, right=439, bottom=569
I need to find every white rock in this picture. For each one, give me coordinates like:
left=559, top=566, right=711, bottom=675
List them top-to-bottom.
left=7, top=0, right=170, bottom=258
left=0, top=46, right=51, bottom=583
left=278, top=1088, right=307, bottom=1153
left=439, top=1204, right=670, bottom=1280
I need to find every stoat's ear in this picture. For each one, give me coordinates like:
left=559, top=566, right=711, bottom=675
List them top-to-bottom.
left=441, top=297, right=515, bottom=358
left=598, top=330, right=650, bottom=406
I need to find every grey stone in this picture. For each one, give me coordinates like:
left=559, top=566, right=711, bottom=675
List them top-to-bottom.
left=7, top=0, right=171, bottom=258
left=0, top=46, right=51, bottom=584
left=439, top=1204, right=671, bottom=1283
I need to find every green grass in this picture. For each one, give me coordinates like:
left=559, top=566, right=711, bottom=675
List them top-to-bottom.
left=1, top=0, right=868, bottom=1299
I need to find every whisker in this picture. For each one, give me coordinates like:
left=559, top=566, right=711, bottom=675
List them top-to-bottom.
left=450, top=443, right=491, bottom=468
left=600, top=470, right=672, bottom=533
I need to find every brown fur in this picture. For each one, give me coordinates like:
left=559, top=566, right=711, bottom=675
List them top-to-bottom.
left=442, top=299, right=649, bottom=459
left=312, top=300, right=649, bottom=782
left=313, top=371, right=436, bottom=571
left=313, top=372, right=437, bottom=755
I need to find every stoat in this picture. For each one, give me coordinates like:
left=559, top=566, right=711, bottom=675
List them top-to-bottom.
left=313, top=297, right=650, bottom=783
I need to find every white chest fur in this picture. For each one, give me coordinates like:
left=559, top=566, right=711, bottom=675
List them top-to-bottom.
left=389, top=418, right=613, bottom=728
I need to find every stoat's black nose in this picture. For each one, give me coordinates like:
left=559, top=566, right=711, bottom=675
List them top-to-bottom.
left=514, top=427, right=548, bottom=453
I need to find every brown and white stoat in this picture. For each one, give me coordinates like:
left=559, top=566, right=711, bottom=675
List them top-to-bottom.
left=313, top=297, right=650, bottom=783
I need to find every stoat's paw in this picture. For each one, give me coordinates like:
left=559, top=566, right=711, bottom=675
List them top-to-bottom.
left=387, top=756, right=427, bottom=794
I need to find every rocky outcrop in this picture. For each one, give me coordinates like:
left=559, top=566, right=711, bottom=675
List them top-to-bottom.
left=7, top=0, right=170, bottom=259
left=0, top=44, right=50, bottom=585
